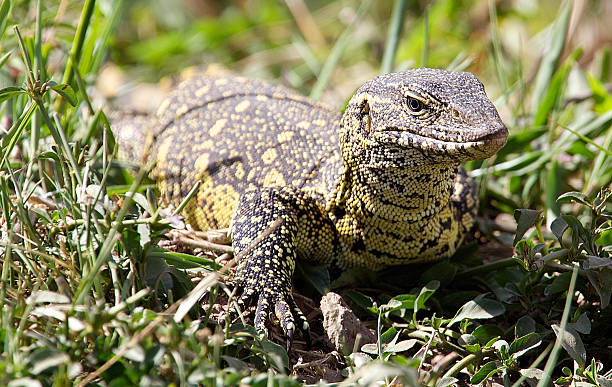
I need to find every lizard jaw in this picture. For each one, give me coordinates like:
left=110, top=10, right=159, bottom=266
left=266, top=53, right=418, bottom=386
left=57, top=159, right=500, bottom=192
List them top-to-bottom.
left=372, top=123, right=508, bottom=162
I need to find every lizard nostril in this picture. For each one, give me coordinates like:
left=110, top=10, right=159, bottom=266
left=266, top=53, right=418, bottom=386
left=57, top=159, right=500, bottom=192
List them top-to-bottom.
left=451, top=109, right=461, bottom=120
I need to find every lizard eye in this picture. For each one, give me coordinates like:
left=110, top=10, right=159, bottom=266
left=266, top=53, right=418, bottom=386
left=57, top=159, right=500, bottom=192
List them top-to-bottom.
left=407, top=97, right=424, bottom=112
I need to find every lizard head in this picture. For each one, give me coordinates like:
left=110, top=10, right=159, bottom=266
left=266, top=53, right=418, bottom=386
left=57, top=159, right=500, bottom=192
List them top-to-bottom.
left=340, top=68, right=508, bottom=168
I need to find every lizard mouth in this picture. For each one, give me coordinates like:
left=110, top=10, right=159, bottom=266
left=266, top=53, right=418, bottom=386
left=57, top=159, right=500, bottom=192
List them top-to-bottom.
left=377, top=123, right=508, bottom=144
left=374, top=124, right=508, bottom=160
left=474, top=129, right=509, bottom=149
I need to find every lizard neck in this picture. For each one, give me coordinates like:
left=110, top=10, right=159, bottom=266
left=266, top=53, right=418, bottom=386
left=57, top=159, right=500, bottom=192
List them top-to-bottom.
left=326, top=162, right=462, bottom=266
left=328, top=162, right=458, bottom=223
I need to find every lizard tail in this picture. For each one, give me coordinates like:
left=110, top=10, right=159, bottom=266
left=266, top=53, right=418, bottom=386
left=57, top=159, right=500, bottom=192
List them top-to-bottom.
left=109, top=111, right=151, bottom=163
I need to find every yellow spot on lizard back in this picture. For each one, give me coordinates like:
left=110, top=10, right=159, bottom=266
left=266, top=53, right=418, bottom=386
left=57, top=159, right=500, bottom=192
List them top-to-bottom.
left=195, top=85, right=211, bottom=97
left=156, top=99, right=171, bottom=116
left=235, top=100, right=251, bottom=113
left=176, top=105, right=189, bottom=116
left=209, top=118, right=228, bottom=137
left=296, top=121, right=310, bottom=129
left=277, top=131, right=294, bottom=143
left=156, top=138, right=173, bottom=168
left=262, top=148, right=278, bottom=164
left=194, top=153, right=210, bottom=171
left=234, top=162, right=245, bottom=179
left=263, top=169, right=286, bottom=187
left=212, top=184, right=240, bottom=226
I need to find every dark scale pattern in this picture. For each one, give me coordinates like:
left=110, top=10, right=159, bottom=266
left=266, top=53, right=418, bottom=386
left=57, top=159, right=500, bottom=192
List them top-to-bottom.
left=113, top=67, right=508, bottom=341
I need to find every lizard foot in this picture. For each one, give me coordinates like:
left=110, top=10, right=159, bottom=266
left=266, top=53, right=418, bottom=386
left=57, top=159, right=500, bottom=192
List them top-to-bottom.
left=223, top=283, right=311, bottom=351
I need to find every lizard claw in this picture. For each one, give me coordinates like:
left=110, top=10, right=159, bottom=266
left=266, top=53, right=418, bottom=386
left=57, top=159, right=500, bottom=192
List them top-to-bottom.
left=227, top=187, right=324, bottom=350
left=218, top=284, right=256, bottom=326
left=223, top=285, right=310, bottom=350
left=254, top=292, right=272, bottom=334
left=274, top=293, right=310, bottom=349
left=303, top=325, right=312, bottom=349
left=286, top=327, right=294, bottom=352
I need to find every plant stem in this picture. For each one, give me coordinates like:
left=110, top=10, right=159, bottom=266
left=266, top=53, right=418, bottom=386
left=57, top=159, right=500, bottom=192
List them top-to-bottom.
left=61, top=0, right=95, bottom=86
left=381, top=0, right=407, bottom=74
left=13, top=26, right=35, bottom=87
left=455, top=257, right=522, bottom=280
left=537, top=264, right=579, bottom=387
left=511, top=341, right=554, bottom=387
left=442, top=353, right=480, bottom=379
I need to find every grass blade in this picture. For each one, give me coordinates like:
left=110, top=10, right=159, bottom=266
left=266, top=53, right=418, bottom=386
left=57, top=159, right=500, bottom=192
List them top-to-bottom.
left=0, top=0, right=11, bottom=41
left=34, top=0, right=44, bottom=79
left=59, top=0, right=95, bottom=88
left=89, top=0, right=125, bottom=74
left=309, top=0, right=371, bottom=100
left=381, top=0, right=408, bottom=74
left=488, top=0, right=508, bottom=92
left=531, top=0, right=572, bottom=113
left=421, top=6, right=429, bottom=68
left=533, top=48, right=581, bottom=129
left=0, top=86, right=25, bottom=103
left=0, top=102, right=36, bottom=171
left=584, top=122, right=612, bottom=194
left=561, top=124, right=612, bottom=158
left=545, top=160, right=562, bottom=227
left=74, top=165, right=148, bottom=304
left=536, top=264, right=579, bottom=387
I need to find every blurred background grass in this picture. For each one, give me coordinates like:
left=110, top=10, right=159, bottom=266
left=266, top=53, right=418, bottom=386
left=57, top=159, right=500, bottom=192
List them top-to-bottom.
left=7, top=0, right=609, bottom=130
left=19, top=0, right=606, bottom=108
left=106, top=0, right=611, bottom=104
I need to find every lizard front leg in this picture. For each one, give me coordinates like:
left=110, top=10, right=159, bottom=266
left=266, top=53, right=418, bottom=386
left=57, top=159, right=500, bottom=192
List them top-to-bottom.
left=450, top=167, right=478, bottom=239
left=228, top=186, right=338, bottom=347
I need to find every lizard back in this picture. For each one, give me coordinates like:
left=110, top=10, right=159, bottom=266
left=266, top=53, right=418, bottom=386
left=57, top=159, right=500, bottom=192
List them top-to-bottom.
left=148, top=74, right=343, bottom=230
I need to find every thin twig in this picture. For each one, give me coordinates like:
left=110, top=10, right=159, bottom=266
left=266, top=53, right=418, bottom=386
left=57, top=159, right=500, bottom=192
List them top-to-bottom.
left=284, top=0, right=326, bottom=48
left=177, top=236, right=234, bottom=254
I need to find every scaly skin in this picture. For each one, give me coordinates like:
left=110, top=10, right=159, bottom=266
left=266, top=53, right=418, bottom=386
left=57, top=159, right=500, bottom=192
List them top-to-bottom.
left=113, top=68, right=508, bottom=345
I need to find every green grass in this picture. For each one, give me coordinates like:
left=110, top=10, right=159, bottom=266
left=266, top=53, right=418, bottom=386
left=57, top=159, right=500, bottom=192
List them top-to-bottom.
left=1, top=0, right=611, bottom=385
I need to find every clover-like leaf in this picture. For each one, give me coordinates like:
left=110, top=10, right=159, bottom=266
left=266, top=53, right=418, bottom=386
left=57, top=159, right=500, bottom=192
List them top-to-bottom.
left=47, top=81, right=78, bottom=106
left=557, top=191, right=591, bottom=207
left=513, top=209, right=542, bottom=245
left=551, top=216, right=569, bottom=243
left=586, top=269, right=612, bottom=309
left=414, top=280, right=439, bottom=317
left=448, top=296, right=505, bottom=327
left=568, top=313, right=591, bottom=335
left=515, top=315, right=536, bottom=338
left=473, top=324, right=503, bottom=345
left=551, top=324, right=586, bottom=367
left=509, top=332, right=541, bottom=359
left=470, top=361, right=503, bottom=384
left=436, top=377, right=458, bottom=387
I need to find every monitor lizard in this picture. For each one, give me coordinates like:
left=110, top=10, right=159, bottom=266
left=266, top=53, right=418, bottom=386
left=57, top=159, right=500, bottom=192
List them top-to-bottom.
left=112, top=67, right=508, bottom=347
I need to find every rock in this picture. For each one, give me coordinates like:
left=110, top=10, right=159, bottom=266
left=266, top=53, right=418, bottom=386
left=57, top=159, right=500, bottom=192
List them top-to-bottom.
left=320, top=292, right=376, bottom=353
